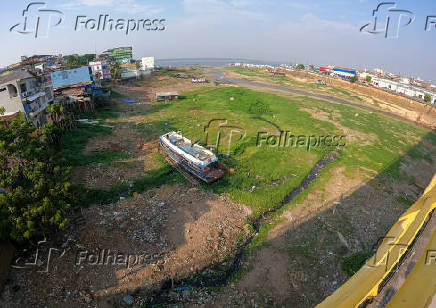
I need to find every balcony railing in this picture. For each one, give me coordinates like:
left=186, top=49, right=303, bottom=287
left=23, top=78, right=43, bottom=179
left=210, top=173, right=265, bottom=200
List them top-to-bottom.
left=21, top=89, right=46, bottom=102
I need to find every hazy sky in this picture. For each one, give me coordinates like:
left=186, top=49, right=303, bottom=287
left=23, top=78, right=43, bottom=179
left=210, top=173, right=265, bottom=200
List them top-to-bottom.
left=1, top=0, right=435, bottom=81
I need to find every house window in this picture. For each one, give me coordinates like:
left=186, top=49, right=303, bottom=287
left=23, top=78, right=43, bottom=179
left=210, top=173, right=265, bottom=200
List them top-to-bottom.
left=20, top=83, right=27, bottom=93
left=7, top=84, right=18, bottom=97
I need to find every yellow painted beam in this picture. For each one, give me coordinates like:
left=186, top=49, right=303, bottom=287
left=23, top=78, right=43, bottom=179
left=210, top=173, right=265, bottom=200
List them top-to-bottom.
left=317, top=174, right=436, bottom=308
left=387, top=218, right=436, bottom=308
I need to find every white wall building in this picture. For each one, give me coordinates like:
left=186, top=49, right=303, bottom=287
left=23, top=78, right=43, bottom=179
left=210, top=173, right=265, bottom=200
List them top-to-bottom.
left=141, top=57, right=155, bottom=70
left=89, top=61, right=112, bottom=80
left=121, top=69, right=152, bottom=80
left=0, top=70, right=54, bottom=127
left=372, top=77, right=436, bottom=104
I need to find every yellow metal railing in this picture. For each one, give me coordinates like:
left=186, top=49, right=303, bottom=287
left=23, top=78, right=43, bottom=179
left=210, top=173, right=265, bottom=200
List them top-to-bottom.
left=317, top=174, right=436, bottom=308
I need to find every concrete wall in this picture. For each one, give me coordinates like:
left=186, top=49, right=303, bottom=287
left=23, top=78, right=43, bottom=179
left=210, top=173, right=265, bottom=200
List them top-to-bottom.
left=141, top=57, right=155, bottom=70
left=0, top=81, right=24, bottom=114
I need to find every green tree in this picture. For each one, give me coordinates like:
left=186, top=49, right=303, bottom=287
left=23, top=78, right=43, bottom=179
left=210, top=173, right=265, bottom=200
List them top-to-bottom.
left=64, top=54, right=96, bottom=69
left=111, top=62, right=121, bottom=80
left=297, top=64, right=305, bottom=70
left=350, top=76, right=358, bottom=83
left=366, top=76, right=372, bottom=83
left=424, top=94, right=432, bottom=103
left=0, top=117, right=71, bottom=242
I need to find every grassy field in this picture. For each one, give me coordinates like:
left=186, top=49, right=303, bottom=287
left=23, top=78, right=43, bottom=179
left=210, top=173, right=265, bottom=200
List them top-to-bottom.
left=56, top=78, right=436, bottom=306
left=125, top=86, right=434, bottom=217
left=59, top=123, right=129, bottom=166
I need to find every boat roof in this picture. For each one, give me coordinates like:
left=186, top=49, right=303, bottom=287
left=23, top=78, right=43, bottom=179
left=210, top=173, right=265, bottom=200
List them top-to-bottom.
left=156, top=91, right=178, bottom=96
left=163, top=132, right=217, bottom=164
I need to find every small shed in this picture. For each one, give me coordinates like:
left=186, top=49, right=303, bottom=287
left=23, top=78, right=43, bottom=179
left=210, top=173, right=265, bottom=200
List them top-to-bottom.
left=155, top=91, right=179, bottom=102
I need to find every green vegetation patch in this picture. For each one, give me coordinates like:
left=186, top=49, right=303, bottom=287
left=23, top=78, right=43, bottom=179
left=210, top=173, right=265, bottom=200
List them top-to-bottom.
left=132, top=86, right=433, bottom=218
left=59, top=123, right=128, bottom=166
left=342, top=252, right=372, bottom=276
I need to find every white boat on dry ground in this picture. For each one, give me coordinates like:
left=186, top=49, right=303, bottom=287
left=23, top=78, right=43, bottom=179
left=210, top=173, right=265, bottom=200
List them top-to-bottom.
left=160, top=131, right=225, bottom=183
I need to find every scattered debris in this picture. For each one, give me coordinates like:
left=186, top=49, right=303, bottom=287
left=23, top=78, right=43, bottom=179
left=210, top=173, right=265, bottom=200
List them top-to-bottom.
left=76, top=118, right=114, bottom=128
left=123, top=295, right=134, bottom=306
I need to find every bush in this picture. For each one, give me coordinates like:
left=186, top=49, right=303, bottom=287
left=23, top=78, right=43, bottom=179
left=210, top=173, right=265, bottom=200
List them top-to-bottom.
left=0, top=117, right=72, bottom=242
left=342, top=252, right=372, bottom=276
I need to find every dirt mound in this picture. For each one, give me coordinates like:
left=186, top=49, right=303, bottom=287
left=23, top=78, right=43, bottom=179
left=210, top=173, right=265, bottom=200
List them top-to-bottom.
left=1, top=184, right=250, bottom=307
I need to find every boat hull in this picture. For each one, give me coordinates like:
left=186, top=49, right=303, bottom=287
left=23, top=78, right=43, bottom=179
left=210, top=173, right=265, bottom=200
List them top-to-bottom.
left=160, top=137, right=224, bottom=183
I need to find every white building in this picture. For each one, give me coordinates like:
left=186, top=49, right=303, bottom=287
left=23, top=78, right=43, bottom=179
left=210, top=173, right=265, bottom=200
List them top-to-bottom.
left=141, top=57, right=155, bottom=70
left=89, top=61, right=112, bottom=80
left=374, top=68, right=384, bottom=75
left=121, top=69, right=152, bottom=80
left=0, top=70, right=54, bottom=127
left=331, top=71, right=355, bottom=78
left=372, top=77, right=436, bottom=104
left=400, top=78, right=410, bottom=85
